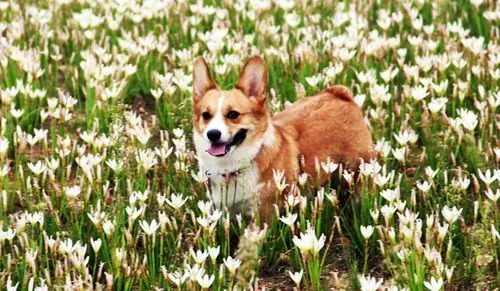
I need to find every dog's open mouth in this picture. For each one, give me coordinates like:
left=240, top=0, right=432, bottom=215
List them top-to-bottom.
left=206, top=129, right=247, bottom=157
left=207, top=142, right=229, bottom=157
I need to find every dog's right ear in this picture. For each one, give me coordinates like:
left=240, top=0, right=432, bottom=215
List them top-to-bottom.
left=236, top=56, right=267, bottom=103
left=193, top=57, right=216, bottom=103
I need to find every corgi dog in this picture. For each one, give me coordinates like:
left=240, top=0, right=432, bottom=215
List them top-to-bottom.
left=192, top=56, right=374, bottom=220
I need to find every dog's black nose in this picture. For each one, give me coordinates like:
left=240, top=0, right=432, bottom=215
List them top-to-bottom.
left=207, top=129, right=221, bottom=141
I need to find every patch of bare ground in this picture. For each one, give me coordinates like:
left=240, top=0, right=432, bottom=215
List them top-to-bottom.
left=132, top=95, right=163, bottom=146
left=132, top=95, right=156, bottom=124
left=257, top=236, right=359, bottom=290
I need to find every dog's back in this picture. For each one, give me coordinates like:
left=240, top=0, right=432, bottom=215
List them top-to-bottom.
left=272, top=85, right=374, bottom=182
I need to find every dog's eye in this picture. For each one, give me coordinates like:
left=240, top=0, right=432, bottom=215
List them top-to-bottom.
left=226, top=110, right=240, bottom=120
left=202, top=112, right=212, bottom=120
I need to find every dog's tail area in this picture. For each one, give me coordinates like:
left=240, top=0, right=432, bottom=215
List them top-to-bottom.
left=323, top=85, right=354, bottom=102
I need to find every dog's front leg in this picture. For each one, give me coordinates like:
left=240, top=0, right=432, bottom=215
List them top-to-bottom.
left=256, top=182, right=280, bottom=225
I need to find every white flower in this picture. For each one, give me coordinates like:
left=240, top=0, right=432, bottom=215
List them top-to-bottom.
left=277, top=0, right=295, bottom=10
left=470, top=0, right=483, bottom=8
left=285, top=12, right=300, bottom=28
left=337, top=49, right=356, bottom=64
left=214, top=63, right=227, bottom=75
left=380, top=66, right=399, bottom=83
left=172, top=69, right=192, bottom=92
left=305, top=75, right=322, bottom=87
left=432, top=80, right=448, bottom=96
left=369, top=84, right=391, bottom=103
left=411, top=85, right=429, bottom=101
left=150, top=88, right=163, bottom=99
left=354, top=94, right=366, bottom=107
left=428, top=98, right=447, bottom=114
left=10, top=107, right=24, bottom=119
left=457, top=109, right=478, bottom=131
left=133, top=126, right=151, bottom=145
left=173, top=128, right=184, bottom=138
left=393, top=129, right=418, bottom=146
left=0, top=137, right=8, bottom=157
left=374, top=139, right=391, bottom=158
left=155, top=146, right=173, bottom=161
left=391, top=147, right=406, bottom=162
left=494, top=147, right=500, bottom=160
left=135, top=149, right=157, bottom=171
left=45, top=157, right=60, bottom=171
left=321, top=158, right=339, bottom=174
left=106, top=159, right=124, bottom=172
left=28, top=161, right=47, bottom=176
left=425, top=166, right=439, bottom=179
left=272, top=169, right=288, bottom=192
left=477, top=169, right=498, bottom=186
left=191, top=170, right=208, bottom=183
left=376, top=170, right=395, bottom=188
left=298, top=173, right=308, bottom=186
left=452, top=176, right=470, bottom=190
left=416, top=181, right=431, bottom=192
left=64, top=185, right=81, bottom=199
left=318, top=187, right=326, bottom=204
left=380, top=189, right=397, bottom=203
left=485, top=189, right=500, bottom=202
left=131, top=190, right=149, bottom=203
left=326, top=190, right=338, bottom=206
left=166, top=193, right=188, bottom=209
left=197, top=200, right=213, bottom=215
left=126, top=205, right=145, bottom=221
left=380, top=205, right=397, bottom=219
left=441, top=206, right=462, bottom=224
left=370, top=208, right=380, bottom=221
left=208, top=209, right=223, bottom=222
left=26, top=211, right=44, bottom=228
left=279, top=213, right=297, bottom=227
left=197, top=217, right=215, bottom=230
left=139, top=219, right=159, bottom=236
left=103, top=220, right=115, bottom=236
left=438, top=222, right=449, bottom=241
left=491, top=224, right=500, bottom=241
left=243, top=225, right=268, bottom=243
left=360, top=225, right=374, bottom=240
left=292, top=226, right=326, bottom=255
left=0, top=228, right=16, bottom=242
left=90, top=238, right=102, bottom=253
left=208, top=246, right=220, bottom=262
left=190, top=249, right=209, bottom=264
left=223, top=256, right=241, bottom=274
left=184, top=263, right=205, bottom=281
left=446, top=266, right=455, bottom=282
left=288, top=269, right=303, bottom=286
left=167, top=270, right=188, bottom=287
left=196, top=273, right=214, bottom=289
left=358, top=274, right=384, bottom=291
left=6, top=276, right=19, bottom=291
left=424, top=276, right=443, bottom=291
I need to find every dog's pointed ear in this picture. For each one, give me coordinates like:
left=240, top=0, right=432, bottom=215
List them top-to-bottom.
left=236, top=56, right=267, bottom=102
left=193, top=57, right=216, bottom=103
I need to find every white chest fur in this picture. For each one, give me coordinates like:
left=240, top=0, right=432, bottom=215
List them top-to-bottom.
left=193, top=129, right=272, bottom=211
left=207, top=164, right=261, bottom=211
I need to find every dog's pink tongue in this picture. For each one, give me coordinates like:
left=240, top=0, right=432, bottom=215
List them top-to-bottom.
left=207, top=143, right=226, bottom=156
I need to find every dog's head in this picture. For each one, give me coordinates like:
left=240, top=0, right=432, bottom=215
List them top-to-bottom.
left=192, top=56, right=270, bottom=158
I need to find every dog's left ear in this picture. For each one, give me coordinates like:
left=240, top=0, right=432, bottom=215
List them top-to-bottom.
left=193, top=56, right=217, bottom=103
left=236, top=56, right=267, bottom=103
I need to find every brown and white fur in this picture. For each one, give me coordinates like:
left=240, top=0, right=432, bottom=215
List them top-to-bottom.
left=192, top=56, right=374, bottom=221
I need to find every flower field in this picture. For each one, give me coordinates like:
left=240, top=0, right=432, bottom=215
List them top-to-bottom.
left=0, top=0, right=499, bottom=290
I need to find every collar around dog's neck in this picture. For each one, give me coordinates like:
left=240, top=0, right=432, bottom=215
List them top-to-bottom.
left=213, top=165, right=251, bottom=182
left=221, top=169, right=243, bottom=180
